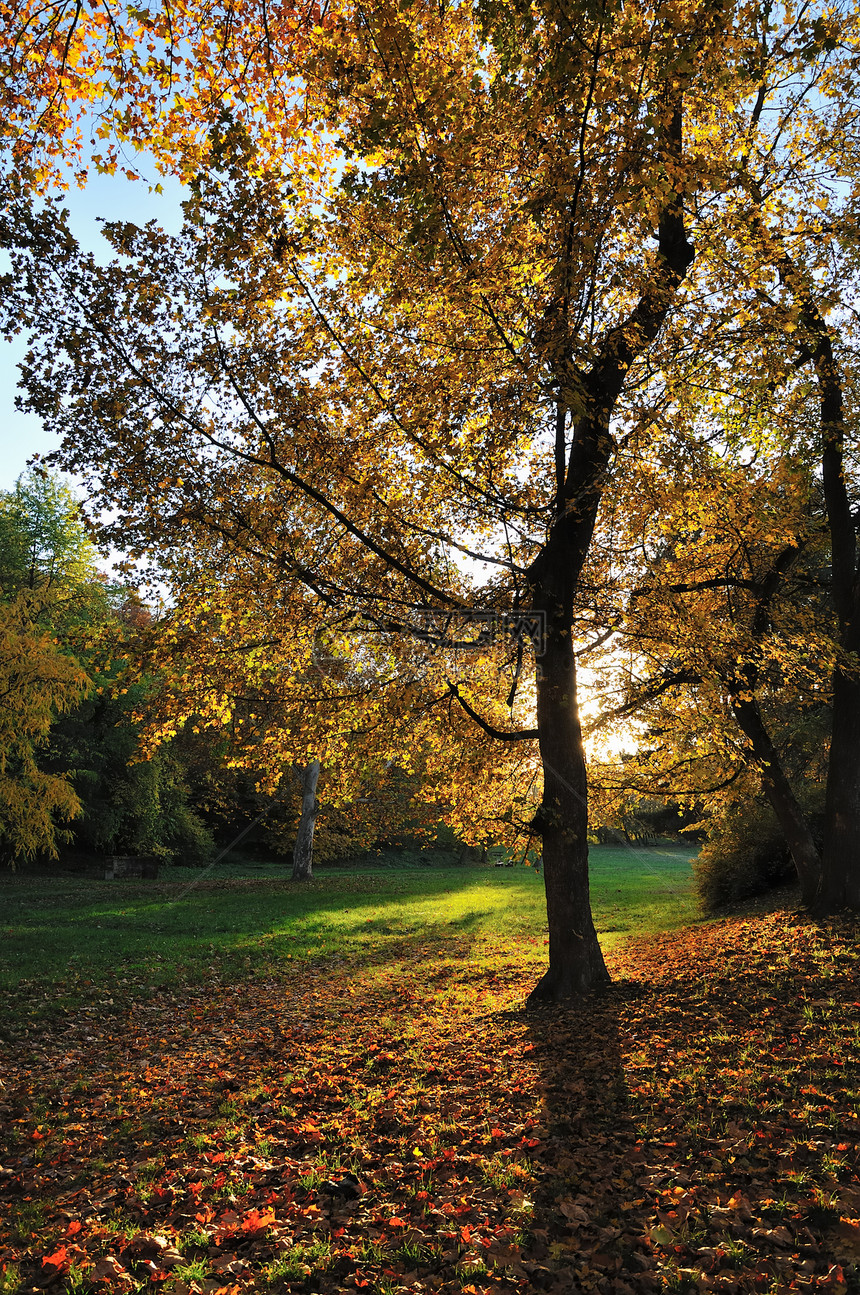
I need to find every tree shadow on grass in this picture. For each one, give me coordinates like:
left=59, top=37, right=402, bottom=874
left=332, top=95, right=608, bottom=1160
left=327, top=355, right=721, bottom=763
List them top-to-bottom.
left=515, top=914, right=860, bottom=1294
left=517, top=985, right=660, bottom=1294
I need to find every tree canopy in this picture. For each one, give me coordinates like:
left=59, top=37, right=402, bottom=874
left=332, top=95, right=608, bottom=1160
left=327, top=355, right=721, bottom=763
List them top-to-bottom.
left=3, top=0, right=860, bottom=994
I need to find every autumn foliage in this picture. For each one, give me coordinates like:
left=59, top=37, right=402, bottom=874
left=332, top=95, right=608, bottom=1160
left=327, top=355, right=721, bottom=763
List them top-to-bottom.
left=1, top=900, right=859, bottom=1294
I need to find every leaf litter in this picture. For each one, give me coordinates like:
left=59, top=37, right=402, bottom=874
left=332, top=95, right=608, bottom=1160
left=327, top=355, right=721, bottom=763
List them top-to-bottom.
left=1, top=908, right=859, bottom=1294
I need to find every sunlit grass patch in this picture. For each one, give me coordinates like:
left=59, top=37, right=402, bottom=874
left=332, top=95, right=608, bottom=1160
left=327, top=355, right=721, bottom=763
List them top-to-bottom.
left=0, top=844, right=698, bottom=1023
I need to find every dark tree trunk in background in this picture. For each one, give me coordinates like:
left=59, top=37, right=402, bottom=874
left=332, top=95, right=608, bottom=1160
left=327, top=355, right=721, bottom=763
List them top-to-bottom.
left=743, top=225, right=860, bottom=912
left=808, top=304, right=860, bottom=912
left=820, top=669, right=860, bottom=909
left=731, top=688, right=821, bottom=908
left=292, top=759, right=320, bottom=881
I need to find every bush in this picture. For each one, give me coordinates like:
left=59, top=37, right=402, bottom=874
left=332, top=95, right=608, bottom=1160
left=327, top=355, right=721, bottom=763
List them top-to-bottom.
left=694, top=797, right=797, bottom=911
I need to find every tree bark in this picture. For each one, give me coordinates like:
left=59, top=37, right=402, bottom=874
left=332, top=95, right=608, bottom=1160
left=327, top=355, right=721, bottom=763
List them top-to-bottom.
left=522, top=99, right=693, bottom=1000
left=749, top=214, right=860, bottom=912
left=811, top=291, right=860, bottom=911
left=528, top=624, right=610, bottom=1002
left=819, top=668, right=860, bottom=909
left=731, top=695, right=821, bottom=907
left=291, top=759, right=320, bottom=881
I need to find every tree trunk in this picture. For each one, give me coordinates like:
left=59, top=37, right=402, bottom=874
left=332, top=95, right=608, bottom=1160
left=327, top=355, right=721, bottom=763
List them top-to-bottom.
left=521, top=99, right=692, bottom=998
left=752, top=226, right=860, bottom=912
left=817, top=332, right=860, bottom=912
left=528, top=623, right=610, bottom=1003
left=818, top=669, right=860, bottom=910
left=731, top=696, right=821, bottom=907
left=291, top=759, right=320, bottom=881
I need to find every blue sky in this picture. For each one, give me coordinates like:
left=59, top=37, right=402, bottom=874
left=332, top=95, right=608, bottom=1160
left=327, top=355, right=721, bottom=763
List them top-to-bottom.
left=0, top=167, right=185, bottom=494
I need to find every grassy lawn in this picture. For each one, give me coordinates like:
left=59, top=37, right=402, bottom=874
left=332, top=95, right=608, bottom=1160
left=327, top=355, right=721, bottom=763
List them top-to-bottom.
left=0, top=843, right=698, bottom=1023
left=3, top=843, right=860, bottom=1295
left=1, top=870, right=859, bottom=1294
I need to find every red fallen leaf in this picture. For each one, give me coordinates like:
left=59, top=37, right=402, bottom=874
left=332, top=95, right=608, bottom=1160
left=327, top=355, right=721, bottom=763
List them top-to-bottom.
left=293, top=1121, right=323, bottom=1143
left=240, top=1208, right=276, bottom=1235
left=388, top=1217, right=407, bottom=1228
left=66, top=1220, right=83, bottom=1236
left=42, top=1246, right=69, bottom=1271
left=140, top=1260, right=171, bottom=1281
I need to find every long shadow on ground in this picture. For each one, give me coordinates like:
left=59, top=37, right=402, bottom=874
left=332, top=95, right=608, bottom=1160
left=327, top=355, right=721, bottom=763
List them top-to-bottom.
left=3, top=911, right=860, bottom=1295
left=523, top=913, right=860, bottom=1293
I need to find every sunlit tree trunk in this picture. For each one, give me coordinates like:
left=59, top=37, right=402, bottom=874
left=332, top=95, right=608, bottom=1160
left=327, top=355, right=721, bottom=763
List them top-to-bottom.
left=291, top=759, right=320, bottom=881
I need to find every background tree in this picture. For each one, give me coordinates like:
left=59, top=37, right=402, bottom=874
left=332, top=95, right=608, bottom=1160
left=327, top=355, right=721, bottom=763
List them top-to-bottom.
left=586, top=440, right=831, bottom=905
left=0, top=466, right=99, bottom=594
left=0, top=467, right=96, bottom=861
left=0, top=468, right=216, bottom=865
left=128, top=546, right=538, bottom=874
left=0, top=590, right=88, bottom=863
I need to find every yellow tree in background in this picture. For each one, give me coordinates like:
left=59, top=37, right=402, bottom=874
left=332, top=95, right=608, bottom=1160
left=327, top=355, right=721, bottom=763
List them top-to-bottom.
left=126, top=548, right=540, bottom=875
left=0, top=591, right=88, bottom=862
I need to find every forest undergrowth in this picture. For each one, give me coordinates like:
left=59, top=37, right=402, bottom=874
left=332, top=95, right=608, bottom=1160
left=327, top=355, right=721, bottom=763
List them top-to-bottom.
left=1, top=908, right=859, bottom=1295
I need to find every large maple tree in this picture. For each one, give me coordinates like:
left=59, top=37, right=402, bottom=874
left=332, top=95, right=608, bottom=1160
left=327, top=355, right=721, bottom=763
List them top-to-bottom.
left=4, top=0, right=857, bottom=994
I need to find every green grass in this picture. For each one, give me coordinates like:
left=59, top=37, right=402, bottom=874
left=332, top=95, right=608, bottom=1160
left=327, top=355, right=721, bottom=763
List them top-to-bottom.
left=0, top=843, right=697, bottom=1024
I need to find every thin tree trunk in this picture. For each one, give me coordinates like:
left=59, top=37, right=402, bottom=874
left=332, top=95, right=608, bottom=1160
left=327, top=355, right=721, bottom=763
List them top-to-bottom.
left=750, top=215, right=860, bottom=913
left=814, top=305, right=860, bottom=910
left=816, top=335, right=860, bottom=911
left=529, top=626, right=610, bottom=1002
left=730, top=695, right=821, bottom=907
left=292, top=759, right=320, bottom=881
